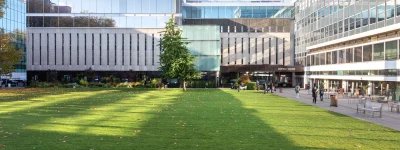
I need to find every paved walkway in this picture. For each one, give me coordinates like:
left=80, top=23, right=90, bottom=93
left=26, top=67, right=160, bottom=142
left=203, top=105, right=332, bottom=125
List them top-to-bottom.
left=272, top=88, right=400, bottom=131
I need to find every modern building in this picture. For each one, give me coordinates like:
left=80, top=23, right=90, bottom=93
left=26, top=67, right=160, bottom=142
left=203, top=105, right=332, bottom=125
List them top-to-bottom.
left=0, top=0, right=26, bottom=81
left=26, top=0, right=302, bottom=86
left=26, top=0, right=179, bottom=82
left=296, top=0, right=400, bottom=99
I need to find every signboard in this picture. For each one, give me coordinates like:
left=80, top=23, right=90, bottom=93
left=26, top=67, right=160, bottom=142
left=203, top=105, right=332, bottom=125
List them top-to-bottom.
left=277, top=68, right=296, bottom=71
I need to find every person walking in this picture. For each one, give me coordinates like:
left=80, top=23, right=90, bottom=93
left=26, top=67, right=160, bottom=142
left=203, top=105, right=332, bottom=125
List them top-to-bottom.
left=263, top=83, right=267, bottom=94
left=295, top=84, right=300, bottom=98
left=312, top=85, right=317, bottom=104
left=319, top=88, right=324, bottom=101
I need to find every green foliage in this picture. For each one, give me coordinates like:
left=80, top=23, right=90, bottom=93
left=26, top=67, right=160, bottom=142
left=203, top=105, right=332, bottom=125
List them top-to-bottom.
left=159, top=17, right=200, bottom=90
left=0, top=32, right=23, bottom=75
left=150, top=78, right=163, bottom=88
left=79, top=79, right=89, bottom=87
left=30, top=81, right=61, bottom=88
left=246, top=82, right=257, bottom=90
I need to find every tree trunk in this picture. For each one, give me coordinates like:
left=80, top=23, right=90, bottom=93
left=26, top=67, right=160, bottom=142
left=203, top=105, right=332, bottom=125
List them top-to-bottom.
left=183, top=80, right=187, bottom=91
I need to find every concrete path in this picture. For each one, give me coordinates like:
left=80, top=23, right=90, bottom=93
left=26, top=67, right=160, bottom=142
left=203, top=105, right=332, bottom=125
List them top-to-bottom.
left=271, top=88, right=400, bottom=131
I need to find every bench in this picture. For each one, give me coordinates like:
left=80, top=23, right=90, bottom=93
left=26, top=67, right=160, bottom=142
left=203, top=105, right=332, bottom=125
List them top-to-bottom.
left=357, top=101, right=382, bottom=118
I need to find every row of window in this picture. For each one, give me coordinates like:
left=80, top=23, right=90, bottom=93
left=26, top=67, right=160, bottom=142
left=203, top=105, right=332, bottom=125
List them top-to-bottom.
left=27, top=0, right=174, bottom=14
left=296, top=0, right=400, bottom=53
left=182, top=6, right=293, bottom=19
left=27, top=16, right=170, bottom=28
left=219, top=25, right=290, bottom=33
left=31, top=33, right=161, bottom=66
left=222, top=37, right=286, bottom=65
left=307, top=39, right=400, bottom=66
left=307, top=69, right=400, bottom=76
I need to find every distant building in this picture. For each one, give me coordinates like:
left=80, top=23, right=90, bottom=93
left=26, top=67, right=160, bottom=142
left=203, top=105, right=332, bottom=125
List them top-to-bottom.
left=25, top=0, right=302, bottom=87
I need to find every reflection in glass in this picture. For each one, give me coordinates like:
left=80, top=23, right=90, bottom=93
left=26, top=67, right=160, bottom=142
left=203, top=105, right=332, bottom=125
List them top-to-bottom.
left=385, top=40, right=398, bottom=60
left=373, top=43, right=384, bottom=61
left=363, top=45, right=372, bottom=62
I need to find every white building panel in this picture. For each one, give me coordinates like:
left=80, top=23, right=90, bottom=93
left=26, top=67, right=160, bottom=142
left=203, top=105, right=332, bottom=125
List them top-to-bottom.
left=40, top=33, right=47, bottom=66
left=48, top=33, right=55, bottom=66
left=56, top=33, right=63, bottom=65
left=64, top=33, right=71, bottom=66
left=70, top=33, right=78, bottom=66
left=78, top=33, right=85, bottom=66
left=86, top=33, right=93, bottom=66
left=93, top=33, right=100, bottom=66
left=101, top=33, right=108, bottom=66
left=123, top=33, right=130, bottom=67
left=138, top=34, right=146, bottom=70
left=146, top=34, right=153, bottom=68
left=154, top=35, right=161, bottom=68
left=222, top=37, right=229, bottom=65
left=229, top=37, right=236, bottom=65
left=242, top=37, right=249, bottom=65
left=236, top=38, right=243, bottom=65
left=256, top=38, right=263, bottom=64
left=264, top=38, right=270, bottom=65
left=270, top=38, right=276, bottom=65
left=277, top=38, right=283, bottom=65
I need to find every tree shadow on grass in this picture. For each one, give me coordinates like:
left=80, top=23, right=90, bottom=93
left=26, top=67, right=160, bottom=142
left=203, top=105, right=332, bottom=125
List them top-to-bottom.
left=0, top=88, right=182, bottom=149
left=127, top=89, right=305, bottom=149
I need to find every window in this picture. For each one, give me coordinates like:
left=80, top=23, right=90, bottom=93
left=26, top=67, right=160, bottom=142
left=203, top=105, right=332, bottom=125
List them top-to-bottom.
left=385, top=40, right=398, bottom=60
left=373, top=43, right=384, bottom=61
left=363, top=45, right=372, bottom=61
left=354, top=46, right=362, bottom=62
left=346, top=48, right=353, bottom=63
left=338, top=50, right=344, bottom=64
left=332, top=51, right=337, bottom=64
left=326, top=52, right=332, bottom=64
left=320, top=53, right=325, bottom=65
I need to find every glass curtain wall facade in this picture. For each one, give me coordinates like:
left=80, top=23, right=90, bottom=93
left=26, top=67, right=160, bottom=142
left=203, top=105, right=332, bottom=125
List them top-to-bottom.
left=0, top=0, right=26, bottom=80
left=27, top=0, right=176, bottom=28
left=182, top=0, right=294, bottom=19
left=295, top=0, right=400, bottom=66
left=297, top=0, right=400, bottom=99
left=182, top=25, right=221, bottom=71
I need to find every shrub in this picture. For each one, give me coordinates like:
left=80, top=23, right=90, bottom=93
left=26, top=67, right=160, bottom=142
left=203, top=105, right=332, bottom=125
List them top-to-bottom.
left=239, top=75, right=251, bottom=84
left=150, top=78, right=161, bottom=88
left=79, top=79, right=89, bottom=87
left=246, top=82, right=257, bottom=90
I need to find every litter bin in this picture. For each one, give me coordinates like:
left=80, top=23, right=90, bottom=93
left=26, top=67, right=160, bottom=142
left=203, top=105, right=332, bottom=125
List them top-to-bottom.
left=330, top=95, right=338, bottom=107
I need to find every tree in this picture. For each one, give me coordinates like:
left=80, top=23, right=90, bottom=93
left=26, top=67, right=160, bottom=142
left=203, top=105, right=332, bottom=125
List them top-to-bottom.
left=0, top=0, right=4, bottom=18
left=159, top=17, right=200, bottom=91
left=0, top=33, right=23, bottom=75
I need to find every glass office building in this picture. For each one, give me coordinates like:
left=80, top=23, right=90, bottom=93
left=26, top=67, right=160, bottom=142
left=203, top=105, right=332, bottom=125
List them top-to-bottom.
left=0, top=0, right=26, bottom=81
left=27, top=0, right=177, bottom=28
left=182, top=0, right=294, bottom=19
left=296, top=0, right=400, bottom=99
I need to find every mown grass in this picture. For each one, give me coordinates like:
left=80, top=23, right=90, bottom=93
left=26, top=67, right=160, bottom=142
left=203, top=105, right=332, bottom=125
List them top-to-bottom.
left=0, top=88, right=399, bottom=149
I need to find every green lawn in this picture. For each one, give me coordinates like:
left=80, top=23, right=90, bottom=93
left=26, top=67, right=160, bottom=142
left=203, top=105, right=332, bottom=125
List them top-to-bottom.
left=0, top=88, right=399, bottom=149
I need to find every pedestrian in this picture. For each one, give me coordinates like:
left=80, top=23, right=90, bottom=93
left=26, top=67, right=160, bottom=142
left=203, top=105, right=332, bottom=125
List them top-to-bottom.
left=256, top=80, right=259, bottom=91
left=264, top=83, right=267, bottom=94
left=295, top=84, right=300, bottom=98
left=312, top=85, right=317, bottom=104
left=319, top=88, right=324, bottom=101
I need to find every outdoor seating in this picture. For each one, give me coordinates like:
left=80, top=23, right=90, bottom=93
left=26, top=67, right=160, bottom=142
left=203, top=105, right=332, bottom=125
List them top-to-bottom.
left=357, top=101, right=382, bottom=118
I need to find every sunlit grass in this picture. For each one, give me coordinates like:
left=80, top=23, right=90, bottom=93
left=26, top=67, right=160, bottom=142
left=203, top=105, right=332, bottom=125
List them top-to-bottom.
left=0, top=88, right=399, bottom=149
